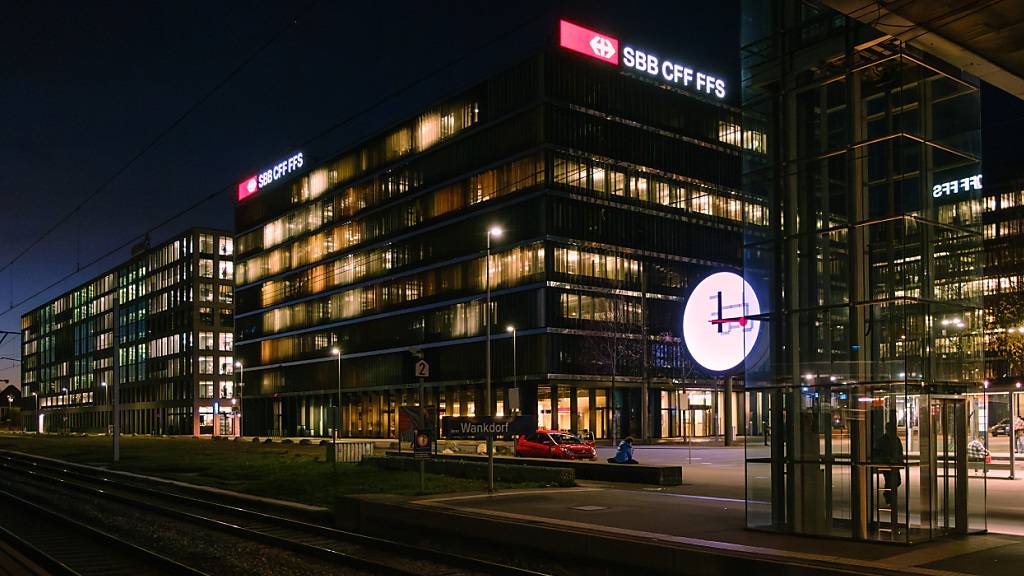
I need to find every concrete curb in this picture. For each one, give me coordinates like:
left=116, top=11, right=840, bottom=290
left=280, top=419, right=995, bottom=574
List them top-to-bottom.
left=335, top=492, right=970, bottom=576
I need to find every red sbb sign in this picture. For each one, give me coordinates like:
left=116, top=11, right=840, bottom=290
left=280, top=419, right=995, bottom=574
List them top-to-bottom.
left=558, top=19, right=727, bottom=100
left=559, top=20, right=618, bottom=65
left=237, top=176, right=258, bottom=201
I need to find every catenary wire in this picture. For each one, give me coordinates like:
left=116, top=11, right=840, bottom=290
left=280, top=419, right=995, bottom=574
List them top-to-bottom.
left=0, top=0, right=324, bottom=280
left=0, top=12, right=549, bottom=321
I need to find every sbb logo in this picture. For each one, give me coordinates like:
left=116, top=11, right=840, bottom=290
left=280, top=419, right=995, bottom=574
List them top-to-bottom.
left=559, top=20, right=619, bottom=65
left=237, top=176, right=258, bottom=201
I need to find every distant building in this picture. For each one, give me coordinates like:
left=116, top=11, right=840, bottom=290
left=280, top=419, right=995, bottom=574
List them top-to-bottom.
left=233, top=24, right=759, bottom=440
left=20, top=229, right=235, bottom=435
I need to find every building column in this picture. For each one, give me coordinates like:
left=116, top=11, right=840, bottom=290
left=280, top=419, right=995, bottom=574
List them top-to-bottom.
left=725, top=376, right=735, bottom=446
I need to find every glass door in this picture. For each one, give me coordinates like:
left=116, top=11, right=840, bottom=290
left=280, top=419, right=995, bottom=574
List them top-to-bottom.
left=922, top=397, right=968, bottom=537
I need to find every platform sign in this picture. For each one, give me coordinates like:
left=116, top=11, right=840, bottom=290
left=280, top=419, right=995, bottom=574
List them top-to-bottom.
left=415, top=359, right=430, bottom=378
left=442, top=415, right=538, bottom=439
left=413, top=430, right=432, bottom=459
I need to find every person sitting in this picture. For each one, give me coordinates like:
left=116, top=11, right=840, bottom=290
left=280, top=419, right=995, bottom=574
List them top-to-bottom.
left=607, top=436, right=638, bottom=464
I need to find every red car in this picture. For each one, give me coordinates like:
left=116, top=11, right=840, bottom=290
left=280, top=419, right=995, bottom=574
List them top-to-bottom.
left=515, top=430, right=597, bottom=460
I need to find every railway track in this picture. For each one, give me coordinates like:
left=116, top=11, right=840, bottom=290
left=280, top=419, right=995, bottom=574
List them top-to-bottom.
left=0, top=451, right=550, bottom=576
left=0, top=486, right=209, bottom=576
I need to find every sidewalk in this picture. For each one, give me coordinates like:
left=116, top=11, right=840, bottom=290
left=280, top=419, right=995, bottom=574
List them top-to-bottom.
left=408, top=486, right=1024, bottom=575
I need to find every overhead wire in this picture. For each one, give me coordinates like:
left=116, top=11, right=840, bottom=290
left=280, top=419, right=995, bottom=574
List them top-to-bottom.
left=0, top=0, right=324, bottom=280
left=0, top=11, right=548, bottom=321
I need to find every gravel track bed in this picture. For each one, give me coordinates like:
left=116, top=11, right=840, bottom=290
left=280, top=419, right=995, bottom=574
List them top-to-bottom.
left=1, top=477, right=367, bottom=576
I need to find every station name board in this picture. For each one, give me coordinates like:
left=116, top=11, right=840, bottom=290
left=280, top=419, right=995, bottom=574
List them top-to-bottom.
left=559, top=19, right=726, bottom=99
left=238, top=151, right=304, bottom=201
left=932, top=174, right=982, bottom=199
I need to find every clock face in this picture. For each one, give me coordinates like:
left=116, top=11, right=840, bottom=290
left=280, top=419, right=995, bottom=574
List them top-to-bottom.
left=682, top=271, right=761, bottom=373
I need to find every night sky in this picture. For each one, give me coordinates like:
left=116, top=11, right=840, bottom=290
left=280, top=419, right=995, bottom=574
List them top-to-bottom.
left=0, top=1, right=741, bottom=388
left=3, top=2, right=1023, bottom=391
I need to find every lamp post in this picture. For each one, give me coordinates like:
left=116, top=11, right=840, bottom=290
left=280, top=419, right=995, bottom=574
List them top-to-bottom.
left=485, top=225, right=502, bottom=493
left=506, top=325, right=517, bottom=415
left=331, top=347, right=342, bottom=473
left=235, top=361, right=244, bottom=438
left=100, top=382, right=109, bottom=435
left=62, top=387, right=69, bottom=434
left=32, top=392, right=38, bottom=433
left=5, top=394, right=11, bottom=424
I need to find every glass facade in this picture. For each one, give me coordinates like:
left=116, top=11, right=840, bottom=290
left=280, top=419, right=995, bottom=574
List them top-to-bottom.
left=742, top=1, right=985, bottom=542
left=234, top=46, right=752, bottom=441
left=20, top=229, right=235, bottom=435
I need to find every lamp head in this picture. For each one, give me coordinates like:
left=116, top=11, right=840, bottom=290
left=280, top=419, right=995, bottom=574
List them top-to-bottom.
left=488, top=226, right=503, bottom=238
left=506, top=325, right=515, bottom=333
left=331, top=347, right=341, bottom=356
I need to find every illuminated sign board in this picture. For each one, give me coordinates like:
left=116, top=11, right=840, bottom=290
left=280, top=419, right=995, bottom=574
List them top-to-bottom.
left=558, top=19, right=726, bottom=99
left=559, top=20, right=618, bottom=64
left=238, top=151, right=304, bottom=201
left=933, top=174, right=982, bottom=199
left=682, top=272, right=760, bottom=373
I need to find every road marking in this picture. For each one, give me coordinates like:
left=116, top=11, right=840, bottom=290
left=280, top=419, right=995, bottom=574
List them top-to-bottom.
left=571, top=505, right=608, bottom=511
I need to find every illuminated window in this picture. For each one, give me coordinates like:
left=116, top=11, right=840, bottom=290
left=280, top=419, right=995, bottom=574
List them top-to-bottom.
left=199, top=234, right=214, bottom=254
left=219, top=237, right=233, bottom=256
left=199, top=259, right=214, bottom=278
left=218, top=261, right=233, bottom=280
left=199, top=282, right=214, bottom=302
left=198, top=332, right=214, bottom=350
left=218, top=333, right=233, bottom=352
left=198, top=356, right=214, bottom=374
left=199, top=381, right=214, bottom=398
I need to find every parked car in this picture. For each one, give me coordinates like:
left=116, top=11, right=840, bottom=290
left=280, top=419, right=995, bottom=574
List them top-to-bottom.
left=989, top=419, right=1011, bottom=437
left=515, top=430, right=597, bottom=460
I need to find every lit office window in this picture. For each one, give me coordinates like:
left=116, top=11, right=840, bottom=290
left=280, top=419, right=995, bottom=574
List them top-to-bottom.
left=199, top=234, right=214, bottom=254
left=219, top=237, right=233, bottom=256
left=199, top=259, right=214, bottom=278
left=218, top=261, right=234, bottom=280
left=198, top=332, right=214, bottom=350
left=218, top=333, right=233, bottom=351
left=198, top=356, right=214, bottom=374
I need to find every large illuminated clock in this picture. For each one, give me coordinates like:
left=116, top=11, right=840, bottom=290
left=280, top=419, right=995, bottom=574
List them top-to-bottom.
left=682, top=271, right=761, bottom=373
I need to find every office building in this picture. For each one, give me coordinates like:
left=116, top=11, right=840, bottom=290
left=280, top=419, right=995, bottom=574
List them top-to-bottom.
left=233, top=20, right=761, bottom=441
left=20, top=229, right=236, bottom=435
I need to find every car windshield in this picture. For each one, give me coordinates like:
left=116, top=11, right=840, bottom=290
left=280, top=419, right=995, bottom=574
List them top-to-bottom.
left=549, top=433, right=583, bottom=445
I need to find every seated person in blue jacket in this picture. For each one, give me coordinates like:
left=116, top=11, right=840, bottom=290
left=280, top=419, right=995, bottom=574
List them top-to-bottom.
left=607, top=437, right=638, bottom=464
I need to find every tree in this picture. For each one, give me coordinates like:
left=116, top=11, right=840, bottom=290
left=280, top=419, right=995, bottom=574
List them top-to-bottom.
left=988, top=292, right=1024, bottom=376
left=577, top=293, right=643, bottom=443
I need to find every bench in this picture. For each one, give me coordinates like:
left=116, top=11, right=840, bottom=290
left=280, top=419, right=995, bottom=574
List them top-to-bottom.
left=385, top=452, right=682, bottom=486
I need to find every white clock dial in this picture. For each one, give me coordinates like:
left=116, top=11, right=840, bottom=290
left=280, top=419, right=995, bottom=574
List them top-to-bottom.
left=682, top=271, right=760, bottom=373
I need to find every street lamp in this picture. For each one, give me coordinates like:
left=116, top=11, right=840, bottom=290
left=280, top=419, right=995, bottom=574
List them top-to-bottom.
left=485, top=225, right=502, bottom=493
left=506, top=325, right=516, bottom=415
left=331, top=347, right=342, bottom=472
left=235, top=361, right=244, bottom=438
left=62, top=387, right=69, bottom=434
left=32, top=392, right=38, bottom=433
left=5, top=394, right=11, bottom=424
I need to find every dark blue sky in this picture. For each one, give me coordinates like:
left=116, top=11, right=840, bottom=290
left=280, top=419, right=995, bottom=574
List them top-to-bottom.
left=0, top=1, right=741, bottom=388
